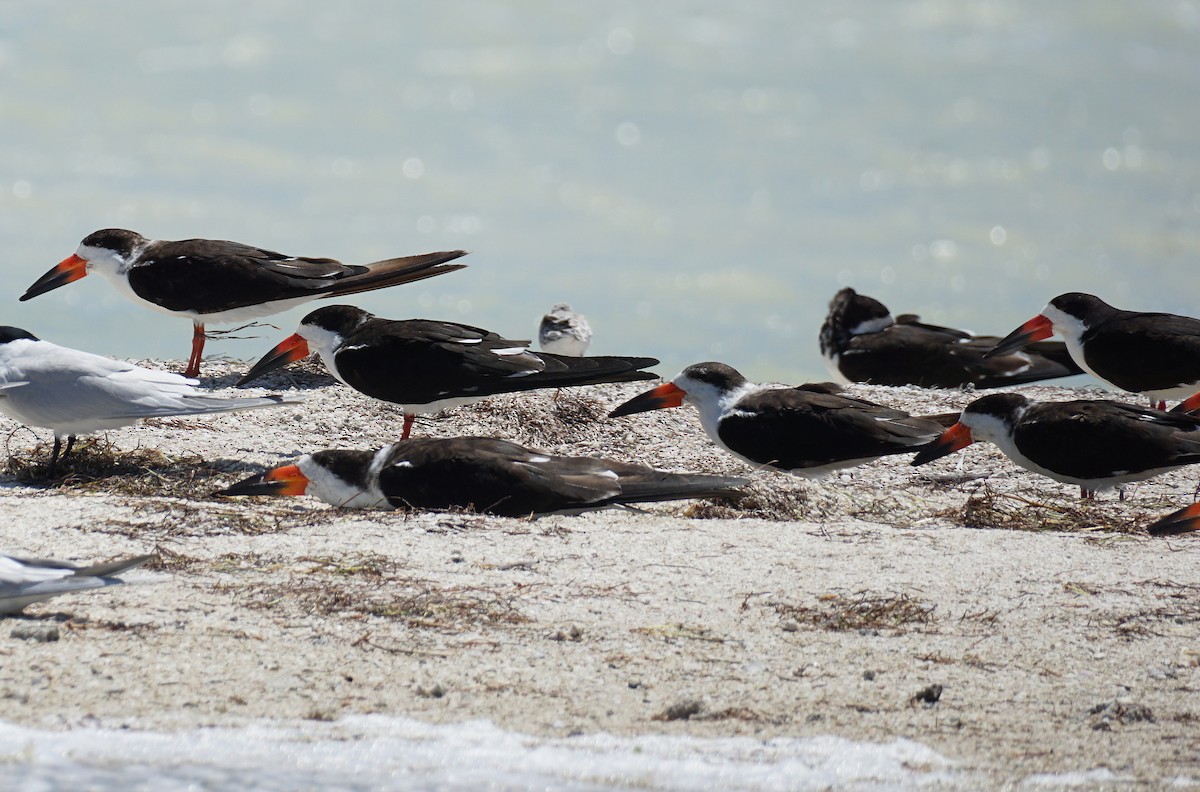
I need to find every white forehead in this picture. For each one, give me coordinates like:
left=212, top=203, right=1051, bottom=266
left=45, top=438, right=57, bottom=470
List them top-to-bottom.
left=1041, top=303, right=1087, bottom=335
left=297, top=322, right=344, bottom=357
left=959, top=408, right=1016, bottom=443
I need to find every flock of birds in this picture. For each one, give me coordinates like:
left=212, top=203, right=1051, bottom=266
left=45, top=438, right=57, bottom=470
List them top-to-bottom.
left=3, top=229, right=1200, bottom=611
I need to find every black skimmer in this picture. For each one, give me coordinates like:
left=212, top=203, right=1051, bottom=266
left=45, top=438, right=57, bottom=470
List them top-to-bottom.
left=21, top=229, right=468, bottom=378
left=820, top=287, right=1083, bottom=389
left=986, top=292, right=1200, bottom=409
left=538, top=303, right=592, bottom=357
left=237, top=305, right=658, bottom=439
left=0, top=326, right=297, bottom=475
left=608, top=362, right=946, bottom=476
left=911, top=392, right=1200, bottom=498
left=220, top=436, right=747, bottom=516
left=1145, top=503, right=1200, bottom=536
left=0, top=553, right=154, bottom=614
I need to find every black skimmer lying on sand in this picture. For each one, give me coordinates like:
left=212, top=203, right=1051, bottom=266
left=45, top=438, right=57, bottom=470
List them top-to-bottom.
left=21, top=229, right=468, bottom=378
left=820, top=287, right=1082, bottom=388
left=987, top=292, right=1200, bottom=409
left=538, top=303, right=592, bottom=357
left=237, top=305, right=658, bottom=438
left=0, top=326, right=295, bottom=475
left=609, top=362, right=947, bottom=476
left=912, top=392, right=1200, bottom=498
left=220, top=436, right=747, bottom=516
left=0, top=553, right=154, bottom=614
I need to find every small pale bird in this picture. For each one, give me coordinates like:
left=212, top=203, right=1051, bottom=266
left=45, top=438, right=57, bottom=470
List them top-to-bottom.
left=538, top=303, right=592, bottom=357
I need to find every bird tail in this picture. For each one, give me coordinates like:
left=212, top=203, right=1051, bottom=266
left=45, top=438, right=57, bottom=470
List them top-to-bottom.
left=324, top=251, right=469, bottom=298
left=533, top=354, right=661, bottom=388
left=107, top=393, right=300, bottom=421
left=612, top=472, right=749, bottom=505
left=73, top=553, right=157, bottom=578
left=0, top=554, right=157, bottom=614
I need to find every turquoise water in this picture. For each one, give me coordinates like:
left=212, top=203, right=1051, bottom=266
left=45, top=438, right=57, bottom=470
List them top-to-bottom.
left=3, top=1, right=1199, bottom=382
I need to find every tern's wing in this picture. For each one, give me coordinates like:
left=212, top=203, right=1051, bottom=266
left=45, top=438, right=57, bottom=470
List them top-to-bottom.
left=0, top=553, right=154, bottom=614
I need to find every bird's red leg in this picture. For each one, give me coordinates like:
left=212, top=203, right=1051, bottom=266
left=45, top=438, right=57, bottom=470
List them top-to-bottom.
left=184, top=321, right=205, bottom=378
left=1156, top=400, right=1167, bottom=411
left=401, top=413, right=415, bottom=440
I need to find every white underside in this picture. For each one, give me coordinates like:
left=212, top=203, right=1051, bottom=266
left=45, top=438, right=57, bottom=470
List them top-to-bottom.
left=95, top=268, right=320, bottom=325
left=539, top=335, right=590, bottom=357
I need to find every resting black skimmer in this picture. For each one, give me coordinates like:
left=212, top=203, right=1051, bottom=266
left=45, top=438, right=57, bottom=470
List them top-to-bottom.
left=21, top=229, right=468, bottom=378
left=820, top=287, right=1082, bottom=388
left=986, top=292, right=1200, bottom=409
left=538, top=303, right=592, bottom=357
left=238, top=305, right=658, bottom=438
left=0, top=326, right=295, bottom=475
left=609, top=362, right=946, bottom=476
left=912, top=392, right=1200, bottom=498
left=221, top=436, right=747, bottom=516
left=1145, top=503, right=1200, bottom=536
left=0, top=553, right=154, bottom=614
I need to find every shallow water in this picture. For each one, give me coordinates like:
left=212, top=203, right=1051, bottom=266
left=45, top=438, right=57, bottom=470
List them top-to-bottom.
left=3, top=1, right=1199, bottom=383
left=2, top=715, right=972, bottom=791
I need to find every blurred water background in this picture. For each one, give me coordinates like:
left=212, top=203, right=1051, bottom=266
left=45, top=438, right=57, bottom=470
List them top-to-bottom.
left=3, top=1, right=1199, bottom=383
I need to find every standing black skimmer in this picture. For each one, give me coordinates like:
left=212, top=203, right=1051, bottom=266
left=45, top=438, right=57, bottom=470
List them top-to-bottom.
left=20, top=229, right=468, bottom=378
left=820, top=287, right=1083, bottom=388
left=986, top=292, right=1200, bottom=409
left=538, top=303, right=592, bottom=357
left=237, top=305, right=658, bottom=438
left=0, top=326, right=296, bottom=475
left=608, top=362, right=945, bottom=476
left=911, top=392, right=1200, bottom=498
left=220, top=436, right=747, bottom=516
left=0, top=553, right=154, bottom=614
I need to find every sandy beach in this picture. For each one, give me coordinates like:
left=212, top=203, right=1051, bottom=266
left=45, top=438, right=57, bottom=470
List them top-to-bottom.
left=2, top=360, right=1198, bottom=788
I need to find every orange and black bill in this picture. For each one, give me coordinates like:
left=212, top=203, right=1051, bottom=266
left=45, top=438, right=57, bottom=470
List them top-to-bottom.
left=20, top=254, right=88, bottom=301
left=983, top=314, right=1054, bottom=359
left=237, top=334, right=310, bottom=386
left=609, top=382, right=686, bottom=417
left=1170, top=392, right=1200, bottom=415
left=911, top=422, right=974, bottom=466
left=220, top=464, right=309, bottom=497
left=1146, top=502, right=1200, bottom=536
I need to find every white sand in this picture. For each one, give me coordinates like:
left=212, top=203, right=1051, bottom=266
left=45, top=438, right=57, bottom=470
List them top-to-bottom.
left=1, top=362, right=1197, bottom=787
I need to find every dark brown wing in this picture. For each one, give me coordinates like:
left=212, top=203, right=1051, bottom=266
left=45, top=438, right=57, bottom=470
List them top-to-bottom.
left=126, top=239, right=464, bottom=314
left=1081, top=313, right=1200, bottom=392
left=837, top=323, right=1082, bottom=388
left=716, top=389, right=943, bottom=470
left=1013, top=400, right=1200, bottom=479
left=376, top=437, right=743, bottom=515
